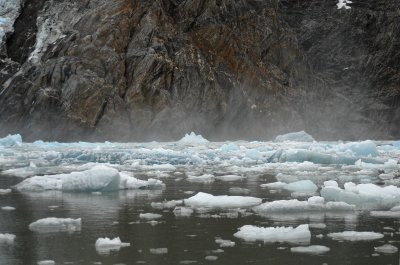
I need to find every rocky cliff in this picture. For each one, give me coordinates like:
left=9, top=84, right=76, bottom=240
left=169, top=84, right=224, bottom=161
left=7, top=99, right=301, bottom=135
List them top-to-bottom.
left=0, top=0, right=399, bottom=141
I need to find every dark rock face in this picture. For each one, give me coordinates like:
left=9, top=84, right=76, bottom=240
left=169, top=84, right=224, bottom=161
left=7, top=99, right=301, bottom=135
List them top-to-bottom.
left=0, top=0, right=399, bottom=141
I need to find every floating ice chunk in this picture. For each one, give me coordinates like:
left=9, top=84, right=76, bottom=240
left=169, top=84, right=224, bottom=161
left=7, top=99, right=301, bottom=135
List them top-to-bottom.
left=337, top=0, right=352, bottom=9
left=275, top=131, right=315, bottom=142
left=179, top=132, right=209, bottom=144
left=0, top=134, right=22, bottom=147
left=337, top=141, right=378, bottom=157
left=220, top=143, right=240, bottom=152
left=14, top=165, right=120, bottom=192
left=119, top=172, right=165, bottom=190
left=187, top=174, right=215, bottom=183
left=216, top=175, right=244, bottom=181
left=284, top=180, right=318, bottom=193
left=323, top=181, right=338, bottom=188
left=260, top=182, right=286, bottom=189
left=321, top=182, right=400, bottom=209
left=229, top=187, right=250, bottom=195
left=0, top=189, right=11, bottom=195
left=185, top=192, right=262, bottom=209
left=253, top=197, right=355, bottom=214
left=151, top=200, right=183, bottom=210
left=1, top=206, right=15, bottom=211
left=173, top=207, right=193, bottom=217
left=370, top=211, right=400, bottom=218
left=139, top=213, right=162, bottom=220
left=29, top=217, right=81, bottom=233
left=309, top=223, right=327, bottom=229
left=234, top=224, right=311, bottom=244
left=327, top=231, right=384, bottom=241
left=0, top=233, right=15, bottom=244
left=95, top=237, right=130, bottom=255
left=215, top=238, right=235, bottom=247
left=374, top=244, right=398, bottom=254
left=290, top=245, right=330, bottom=255
left=150, top=248, right=168, bottom=254
left=204, top=256, right=218, bottom=261
left=180, top=260, right=198, bottom=264
left=37, top=261, right=55, bottom=265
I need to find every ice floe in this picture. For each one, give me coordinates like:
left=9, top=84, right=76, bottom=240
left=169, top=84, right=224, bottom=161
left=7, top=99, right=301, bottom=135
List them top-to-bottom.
left=275, top=131, right=315, bottom=142
left=179, top=132, right=209, bottom=144
left=0, top=134, right=22, bottom=147
left=187, top=174, right=215, bottom=183
left=262, top=180, right=318, bottom=193
left=0, top=189, right=11, bottom=195
left=184, top=192, right=262, bottom=209
left=1, top=206, right=15, bottom=211
left=173, top=207, right=193, bottom=217
left=139, top=213, right=162, bottom=220
left=29, top=217, right=81, bottom=233
left=234, top=224, right=311, bottom=244
left=327, top=231, right=384, bottom=241
left=0, top=233, right=15, bottom=244
left=95, top=237, right=130, bottom=255
left=215, top=238, right=235, bottom=247
left=374, top=244, right=398, bottom=254
left=290, top=245, right=330, bottom=255
left=149, top=248, right=168, bottom=254
left=37, top=261, right=55, bottom=265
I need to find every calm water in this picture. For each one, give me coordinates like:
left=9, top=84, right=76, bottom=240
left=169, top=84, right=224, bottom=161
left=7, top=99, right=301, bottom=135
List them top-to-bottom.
left=1, top=173, right=399, bottom=265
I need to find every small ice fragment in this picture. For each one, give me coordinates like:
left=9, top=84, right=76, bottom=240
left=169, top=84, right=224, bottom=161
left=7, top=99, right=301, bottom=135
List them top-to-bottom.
left=275, top=131, right=315, bottom=142
left=179, top=132, right=209, bottom=144
left=187, top=174, right=215, bottom=183
left=216, top=175, right=244, bottom=181
left=284, top=180, right=318, bottom=193
left=323, top=181, right=338, bottom=188
left=260, top=182, right=286, bottom=189
left=229, top=187, right=250, bottom=195
left=0, top=189, right=11, bottom=195
left=185, top=192, right=262, bottom=209
left=151, top=200, right=183, bottom=210
left=1, top=206, right=15, bottom=211
left=173, top=207, right=193, bottom=217
left=139, top=213, right=162, bottom=220
left=29, top=218, right=81, bottom=233
left=309, top=223, right=327, bottom=229
left=234, top=224, right=311, bottom=244
left=327, top=231, right=384, bottom=241
left=0, top=233, right=16, bottom=244
left=95, top=237, right=130, bottom=255
left=215, top=238, right=235, bottom=247
left=374, top=244, right=398, bottom=254
left=290, top=245, right=330, bottom=255
left=149, top=248, right=168, bottom=254
left=212, top=249, right=224, bottom=253
left=205, top=256, right=218, bottom=261
left=37, top=261, right=55, bottom=265
left=180, top=261, right=198, bottom=264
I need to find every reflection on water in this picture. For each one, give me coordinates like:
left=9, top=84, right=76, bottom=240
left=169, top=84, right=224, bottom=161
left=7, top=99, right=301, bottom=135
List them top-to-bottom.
left=0, top=174, right=399, bottom=265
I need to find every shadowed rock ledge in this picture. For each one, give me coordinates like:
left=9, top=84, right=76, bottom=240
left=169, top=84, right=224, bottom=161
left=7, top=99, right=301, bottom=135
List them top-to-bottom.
left=0, top=0, right=399, bottom=141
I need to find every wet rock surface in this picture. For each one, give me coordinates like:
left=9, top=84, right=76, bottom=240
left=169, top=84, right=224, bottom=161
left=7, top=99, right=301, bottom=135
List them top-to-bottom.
left=0, top=0, right=399, bottom=141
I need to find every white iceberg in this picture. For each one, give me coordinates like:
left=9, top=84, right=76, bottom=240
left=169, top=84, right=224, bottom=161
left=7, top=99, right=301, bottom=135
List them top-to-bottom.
left=275, top=131, right=315, bottom=142
left=178, top=132, right=209, bottom=144
left=0, top=134, right=22, bottom=147
left=119, top=172, right=165, bottom=190
left=216, top=175, right=244, bottom=182
left=283, top=180, right=318, bottom=193
left=321, top=181, right=400, bottom=209
left=185, top=192, right=262, bottom=209
left=253, top=196, right=355, bottom=214
left=173, top=207, right=193, bottom=217
left=139, top=213, right=162, bottom=220
left=29, top=217, right=81, bottom=233
left=234, top=224, right=311, bottom=244
left=327, top=231, right=384, bottom=241
left=0, top=233, right=15, bottom=244
left=95, top=237, right=130, bottom=255
left=215, top=238, right=235, bottom=247
left=374, top=244, right=398, bottom=254
left=290, top=245, right=330, bottom=255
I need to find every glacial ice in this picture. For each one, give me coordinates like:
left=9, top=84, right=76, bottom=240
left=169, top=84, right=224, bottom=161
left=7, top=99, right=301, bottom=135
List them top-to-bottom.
left=0, top=0, right=22, bottom=46
left=275, top=131, right=315, bottom=142
left=179, top=132, right=209, bottom=144
left=0, top=134, right=22, bottom=147
left=13, top=165, right=165, bottom=192
left=187, top=174, right=215, bottom=183
left=216, top=174, right=244, bottom=181
left=282, top=180, right=318, bottom=193
left=321, top=181, right=400, bottom=209
left=0, top=188, right=11, bottom=195
left=184, top=192, right=262, bottom=209
left=253, top=197, right=355, bottom=215
left=151, top=200, right=183, bottom=210
left=1, top=206, right=15, bottom=211
left=173, top=207, right=194, bottom=217
left=139, top=213, right=162, bottom=220
left=29, top=217, right=82, bottom=233
left=234, top=224, right=311, bottom=244
left=327, top=231, right=384, bottom=241
left=0, top=233, right=15, bottom=244
left=95, top=237, right=130, bottom=255
left=215, top=238, right=235, bottom=247
left=374, top=244, right=398, bottom=254
left=290, top=245, right=330, bottom=255
left=149, top=248, right=168, bottom=254
left=37, top=261, right=55, bottom=265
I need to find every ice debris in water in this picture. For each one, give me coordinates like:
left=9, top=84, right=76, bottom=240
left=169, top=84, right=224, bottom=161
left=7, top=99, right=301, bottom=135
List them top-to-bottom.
left=337, top=0, right=352, bottom=9
left=275, top=131, right=315, bottom=142
left=178, top=132, right=209, bottom=144
left=0, top=134, right=22, bottom=147
left=14, top=165, right=164, bottom=192
left=187, top=174, right=215, bottom=183
left=216, top=174, right=244, bottom=182
left=261, top=180, right=318, bottom=193
left=321, top=181, right=400, bottom=209
left=229, top=187, right=250, bottom=195
left=0, top=189, right=11, bottom=195
left=184, top=192, right=262, bottom=209
left=253, top=196, right=355, bottom=214
left=151, top=200, right=183, bottom=210
left=1, top=206, right=15, bottom=211
left=173, top=207, right=193, bottom=217
left=139, top=213, right=162, bottom=220
left=29, top=217, right=81, bottom=233
left=234, top=224, right=311, bottom=244
left=327, top=231, right=384, bottom=241
left=0, top=233, right=16, bottom=244
left=95, top=237, right=130, bottom=255
left=215, top=238, right=235, bottom=247
left=374, top=244, right=398, bottom=254
left=290, top=245, right=330, bottom=255
left=149, top=248, right=168, bottom=254
left=205, top=256, right=218, bottom=261
left=37, top=261, right=55, bottom=265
